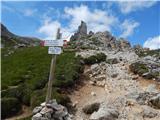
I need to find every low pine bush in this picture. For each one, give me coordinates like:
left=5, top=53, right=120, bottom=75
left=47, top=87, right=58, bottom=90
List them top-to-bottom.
left=84, top=53, right=107, bottom=65
left=1, top=97, right=22, bottom=119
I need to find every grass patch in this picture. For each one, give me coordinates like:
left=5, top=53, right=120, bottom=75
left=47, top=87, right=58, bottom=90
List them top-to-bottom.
left=1, top=46, right=83, bottom=118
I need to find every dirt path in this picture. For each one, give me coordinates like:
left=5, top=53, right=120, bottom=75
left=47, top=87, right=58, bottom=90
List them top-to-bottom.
left=69, top=80, right=107, bottom=120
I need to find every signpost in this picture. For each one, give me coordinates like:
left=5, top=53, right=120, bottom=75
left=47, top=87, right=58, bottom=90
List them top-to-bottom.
left=45, top=28, right=62, bottom=104
left=44, top=39, right=64, bottom=47
left=48, top=47, right=62, bottom=55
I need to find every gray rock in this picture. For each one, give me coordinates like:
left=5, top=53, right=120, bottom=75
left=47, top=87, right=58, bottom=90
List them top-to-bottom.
left=111, top=73, right=118, bottom=78
left=146, top=84, right=158, bottom=93
left=136, top=92, right=157, bottom=105
left=150, top=93, right=160, bottom=109
left=32, top=99, right=72, bottom=120
left=83, top=102, right=100, bottom=114
left=52, top=104, right=64, bottom=111
left=142, top=105, right=158, bottom=118
left=33, top=106, right=43, bottom=114
left=90, top=106, right=119, bottom=120
left=40, top=107, right=53, bottom=115
left=54, top=107, right=68, bottom=118
left=32, top=113, right=42, bottom=120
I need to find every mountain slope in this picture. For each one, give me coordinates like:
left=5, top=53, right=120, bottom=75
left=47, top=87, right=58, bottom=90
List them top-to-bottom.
left=1, top=23, right=40, bottom=48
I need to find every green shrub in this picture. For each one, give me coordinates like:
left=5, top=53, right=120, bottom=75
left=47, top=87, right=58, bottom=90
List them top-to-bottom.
left=136, top=49, right=160, bottom=57
left=53, top=51, right=83, bottom=88
left=84, top=53, right=106, bottom=65
left=106, top=58, right=119, bottom=64
left=130, top=62, right=149, bottom=76
left=143, top=72, right=159, bottom=79
left=1, top=84, right=31, bottom=106
left=1, top=84, right=8, bottom=90
left=30, top=88, right=71, bottom=109
left=30, top=89, right=46, bottom=109
left=1, top=97, right=22, bottom=119
left=18, top=116, right=32, bottom=120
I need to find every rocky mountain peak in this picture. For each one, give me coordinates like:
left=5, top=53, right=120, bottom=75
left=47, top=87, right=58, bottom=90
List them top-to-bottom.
left=70, top=21, right=87, bottom=41
left=70, top=21, right=132, bottom=51
left=78, top=21, right=87, bottom=35
left=1, top=23, right=15, bottom=38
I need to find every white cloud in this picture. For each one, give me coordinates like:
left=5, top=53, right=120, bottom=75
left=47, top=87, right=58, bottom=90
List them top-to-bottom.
left=117, top=1, right=156, bottom=14
left=38, top=4, right=118, bottom=40
left=64, top=4, right=118, bottom=33
left=24, top=9, right=37, bottom=16
left=38, top=18, right=61, bottom=40
left=120, top=19, right=139, bottom=38
left=143, top=35, right=160, bottom=50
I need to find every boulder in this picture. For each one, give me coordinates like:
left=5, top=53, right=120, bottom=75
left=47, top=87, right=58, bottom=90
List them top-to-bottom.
left=111, top=73, right=118, bottom=78
left=149, top=93, right=160, bottom=109
left=83, top=102, right=100, bottom=114
left=90, top=105, right=119, bottom=120
left=142, top=105, right=158, bottom=118
left=33, top=106, right=43, bottom=114
left=32, top=113, right=42, bottom=120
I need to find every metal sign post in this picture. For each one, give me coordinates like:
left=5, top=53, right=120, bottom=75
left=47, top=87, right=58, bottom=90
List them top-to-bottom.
left=45, top=28, right=61, bottom=104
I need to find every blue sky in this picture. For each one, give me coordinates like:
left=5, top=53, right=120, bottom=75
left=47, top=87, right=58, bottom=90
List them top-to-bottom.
left=1, top=1, right=160, bottom=49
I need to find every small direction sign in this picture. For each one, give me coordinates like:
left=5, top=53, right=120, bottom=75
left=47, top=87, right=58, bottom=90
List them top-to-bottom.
left=44, top=39, right=63, bottom=46
left=48, top=47, right=62, bottom=54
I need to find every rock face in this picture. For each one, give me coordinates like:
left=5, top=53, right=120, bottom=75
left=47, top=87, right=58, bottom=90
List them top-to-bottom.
left=70, top=21, right=87, bottom=41
left=32, top=99, right=72, bottom=120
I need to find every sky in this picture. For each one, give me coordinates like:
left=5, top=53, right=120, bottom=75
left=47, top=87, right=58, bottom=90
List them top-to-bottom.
left=1, top=0, right=160, bottom=49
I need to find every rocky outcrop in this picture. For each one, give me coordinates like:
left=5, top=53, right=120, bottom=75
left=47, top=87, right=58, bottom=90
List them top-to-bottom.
left=69, top=21, right=133, bottom=51
left=70, top=21, right=87, bottom=41
left=117, top=38, right=131, bottom=49
left=32, top=99, right=72, bottom=120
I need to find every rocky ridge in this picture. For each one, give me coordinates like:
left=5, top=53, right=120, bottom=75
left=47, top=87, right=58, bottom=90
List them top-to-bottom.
left=69, top=21, right=160, bottom=120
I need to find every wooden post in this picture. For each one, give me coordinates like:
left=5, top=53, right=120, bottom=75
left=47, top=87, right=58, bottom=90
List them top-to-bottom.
left=45, top=28, right=61, bottom=104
